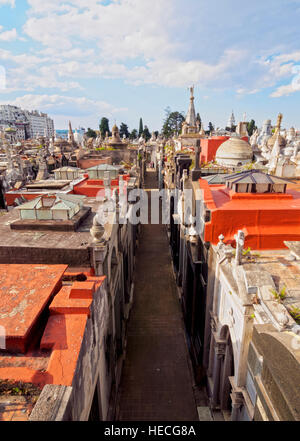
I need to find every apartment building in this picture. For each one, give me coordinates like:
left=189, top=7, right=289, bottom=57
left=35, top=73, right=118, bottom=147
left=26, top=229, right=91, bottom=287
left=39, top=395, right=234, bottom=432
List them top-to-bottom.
left=0, top=105, right=55, bottom=140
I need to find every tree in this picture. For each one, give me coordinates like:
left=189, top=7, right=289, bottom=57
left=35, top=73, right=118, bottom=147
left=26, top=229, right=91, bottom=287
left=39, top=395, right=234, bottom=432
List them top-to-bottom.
left=162, top=108, right=185, bottom=138
left=196, top=113, right=201, bottom=127
left=99, top=117, right=110, bottom=138
left=139, top=118, right=143, bottom=136
left=247, top=119, right=257, bottom=137
left=119, top=122, right=130, bottom=139
left=142, top=125, right=151, bottom=142
left=225, top=125, right=236, bottom=133
left=86, top=127, right=97, bottom=138
left=129, top=129, right=138, bottom=140
left=154, top=131, right=159, bottom=138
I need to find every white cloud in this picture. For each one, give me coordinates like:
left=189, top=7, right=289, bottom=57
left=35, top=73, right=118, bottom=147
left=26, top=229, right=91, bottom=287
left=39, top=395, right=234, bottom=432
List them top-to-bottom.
left=0, top=0, right=15, bottom=7
left=0, top=0, right=299, bottom=102
left=20, top=0, right=300, bottom=94
left=24, top=0, right=178, bottom=59
left=26, top=0, right=103, bottom=15
left=0, top=28, right=17, bottom=41
left=0, top=48, right=82, bottom=93
left=27, top=48, right=250, bottom=89
left=265, top=52, right=300, bottom=97
left=270, top=79, right=300, bottom=98
left=236, top=88, right=261, bottom=95
left=0, top=93, right=128, bottom=129
left=0, top=93, right=127, bottom=115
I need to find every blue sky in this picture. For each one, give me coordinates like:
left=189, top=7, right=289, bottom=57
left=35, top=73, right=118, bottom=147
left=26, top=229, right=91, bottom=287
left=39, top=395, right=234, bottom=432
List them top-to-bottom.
left=0, top=0, right=300, bottom=132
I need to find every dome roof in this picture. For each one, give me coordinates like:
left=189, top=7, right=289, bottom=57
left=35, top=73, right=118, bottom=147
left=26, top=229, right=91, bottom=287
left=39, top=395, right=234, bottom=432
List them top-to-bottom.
left=267, top=133, right=286, bottom=149
left=216, top=136, right=253, bottom=161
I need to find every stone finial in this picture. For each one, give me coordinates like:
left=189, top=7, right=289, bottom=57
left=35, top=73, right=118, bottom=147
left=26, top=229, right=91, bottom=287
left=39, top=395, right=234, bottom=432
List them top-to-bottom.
left=275, top=113, right=283, bottom=133
left=90, top=214, right=105, bottom=244
left=234, top=230, right=245, bottom=265
left=218, top=233, right=224, bottom=243
left=217, top=234, right=225, bottom=251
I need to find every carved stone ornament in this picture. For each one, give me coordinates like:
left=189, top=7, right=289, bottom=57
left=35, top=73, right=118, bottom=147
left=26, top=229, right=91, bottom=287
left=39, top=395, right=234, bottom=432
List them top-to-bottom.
left=90, top=214, right=105, bottom=244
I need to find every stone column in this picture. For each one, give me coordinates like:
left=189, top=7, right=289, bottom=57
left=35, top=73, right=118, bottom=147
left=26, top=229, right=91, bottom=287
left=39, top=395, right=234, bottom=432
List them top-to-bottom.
left=91, top=245, right=107, bottom=276
left=207, top=318, right=217, bottom=377
left=211, top=340, right=226, bottom=409
left=230, top=388, right=244, bottom=421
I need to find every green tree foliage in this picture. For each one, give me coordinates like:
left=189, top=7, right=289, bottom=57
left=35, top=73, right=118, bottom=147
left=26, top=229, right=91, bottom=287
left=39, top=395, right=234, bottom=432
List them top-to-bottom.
left=162, top=107, right=185, bottom=138
left=196, top=112, right=201, bottom=126
left=99, top=117, right=110, bottom=138
left=139, top=118, right=143, bottom=136
left=247, top=119, right=257, bottom=137
left=119, top=122, right=130, bottom=139
left=142, top=125, right=151, bottom=141
left=225, top=125, right=237, bottom=133
left=86, top=127, right=97, bottom=138
left=129, top=129, right=138, bottom=140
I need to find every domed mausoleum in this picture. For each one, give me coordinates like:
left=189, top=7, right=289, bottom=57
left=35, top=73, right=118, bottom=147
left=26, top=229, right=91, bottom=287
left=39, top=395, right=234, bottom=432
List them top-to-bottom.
left=215, top=135, right=253, bottom=167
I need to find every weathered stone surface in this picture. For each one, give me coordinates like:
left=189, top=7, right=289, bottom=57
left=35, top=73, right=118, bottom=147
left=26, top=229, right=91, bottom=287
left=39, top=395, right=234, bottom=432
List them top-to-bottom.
left=0, top=202, right=96, bottom=265
left=243, top=270, right=275, bottom=294
left=252, top=324, right=300, bottom=420
left=247, top=341, right=263, bottom=378
left=29, top=385, right=72, bottom=421
left=197, top=406, right=213, bottom=421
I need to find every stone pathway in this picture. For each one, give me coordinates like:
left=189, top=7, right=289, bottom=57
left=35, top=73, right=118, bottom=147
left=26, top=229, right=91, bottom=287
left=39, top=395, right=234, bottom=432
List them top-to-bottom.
left=116, top=170, right=199, bottom=421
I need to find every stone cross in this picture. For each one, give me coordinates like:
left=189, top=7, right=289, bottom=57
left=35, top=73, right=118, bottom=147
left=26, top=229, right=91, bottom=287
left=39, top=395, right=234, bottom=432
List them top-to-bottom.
left=234, top=230, right=245, bottom=265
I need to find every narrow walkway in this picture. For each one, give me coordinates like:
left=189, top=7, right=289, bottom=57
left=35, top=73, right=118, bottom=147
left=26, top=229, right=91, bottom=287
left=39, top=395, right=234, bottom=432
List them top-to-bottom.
left=116, top=170, right=198, bottom=421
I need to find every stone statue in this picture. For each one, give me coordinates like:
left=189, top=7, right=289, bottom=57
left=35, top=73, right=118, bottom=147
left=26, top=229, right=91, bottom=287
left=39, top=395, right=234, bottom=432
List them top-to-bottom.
left=250, top=129, right=259, bottom=147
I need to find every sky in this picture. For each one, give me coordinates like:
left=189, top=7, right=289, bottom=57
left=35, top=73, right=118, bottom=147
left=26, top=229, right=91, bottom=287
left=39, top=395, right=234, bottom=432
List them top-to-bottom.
left=0, top=0, right=300, bottom=132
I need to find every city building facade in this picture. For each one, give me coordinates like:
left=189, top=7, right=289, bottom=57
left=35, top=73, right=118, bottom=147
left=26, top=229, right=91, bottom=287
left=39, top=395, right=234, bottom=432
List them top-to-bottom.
left=0, top=105, right=55, bottom=140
